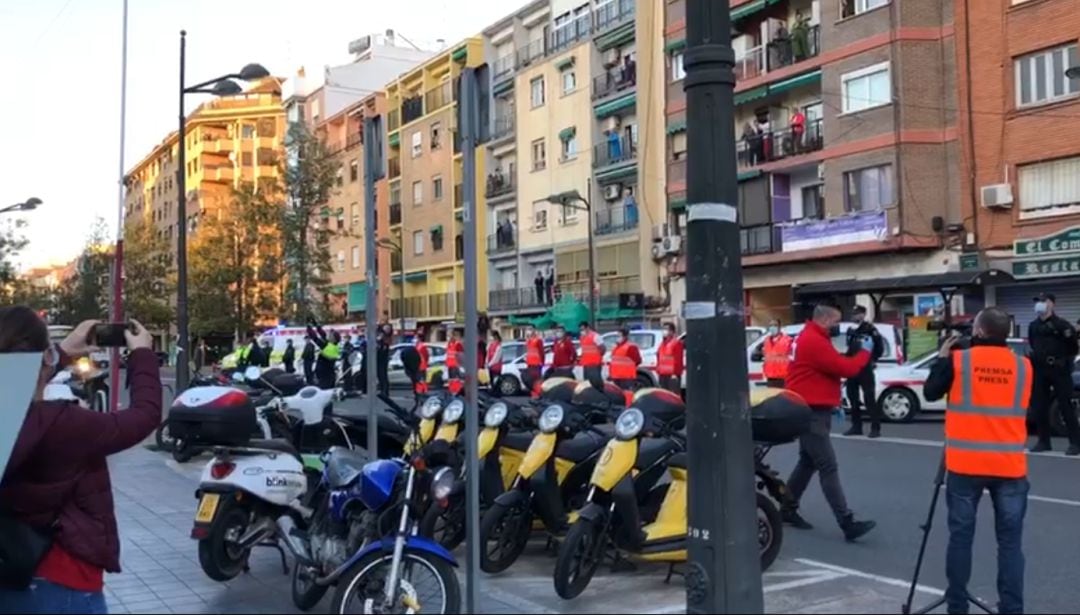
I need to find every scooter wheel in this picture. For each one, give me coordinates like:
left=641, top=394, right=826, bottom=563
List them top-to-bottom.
left=155, top=420, right=175, bottom=452
left=172, top=439, right=196, bottom=463
left=757, top=491, right=783, bottom=571
left=420, top=498, right=466, bottom=551
left=479, top=500, right=532, bottom=573
left=553, top=517, right=607, bottom=600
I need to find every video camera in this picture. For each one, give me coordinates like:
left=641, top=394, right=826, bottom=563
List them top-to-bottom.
left=926, top=320, right=973, bottom=351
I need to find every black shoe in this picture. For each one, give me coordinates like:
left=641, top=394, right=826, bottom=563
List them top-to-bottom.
left=843, top=426, right=863, bottom=436
left=867, top=429, right=881, bottom=439
left=1030, top=442, right=1052, bottom=453
left=1066, top=444, right=1080, bottom=457
left=782, top=509, right=814, bottom=530
left=840, top=515, right=876, bottom=542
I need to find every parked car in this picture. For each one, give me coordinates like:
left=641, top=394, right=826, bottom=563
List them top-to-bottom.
left=746, top=322, right=905, bottom=386
left=388, top=342, right=447, bottom=387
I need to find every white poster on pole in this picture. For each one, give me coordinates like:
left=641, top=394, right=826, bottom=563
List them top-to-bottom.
left=0, top=352, right=42, bottom=478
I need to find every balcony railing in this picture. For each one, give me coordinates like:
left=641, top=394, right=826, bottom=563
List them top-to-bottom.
left=594, top=0, right=635, bottom=33
left=550, top=14, right=591, bottom=53
left=767, top=25, right=821, bottom=71
left=516, top=39, right=546, bottom=68
left=735, top=45, right=765, bottom=81
left=493, top=53, right=515, bottom=82
left=592, top=65, right=637, bottom=101
left=424, top=83, right=452, bottom=113
left=401, top=95, right=424, bottom=125
left=388, top=109, right=401, bottom=132
left=493, top=113, right=515, bottom=140
left=736, top=118, right=824, bottom=169
left=346, top=131, right=362, bottom=150
left=593, top=135, right=638, bottom=169
left=668, top=157, right=687, bottom=186
left=388, top=158, right=401, bottom=179
left=485, top=172, right=515, bottom=198
left=454, top=183, right=463, bottom=208
left=389, top=202, right=402, bottom=226
left=595, top=203, right=640, bottom=236
left=741, top=223, right=782, bottom=256
left=486, top=226, right=517, bottom=255
left=454, top=235, right=464, bottom=261
left=390, top=251, right=402, bottom=272
left=489, top=288, right=548, bottom=311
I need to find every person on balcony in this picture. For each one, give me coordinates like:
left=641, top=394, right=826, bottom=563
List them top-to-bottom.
left=792, top=11, right=812, bottom=61
left=771, top=23, right=793, bottom=68
left=620, top=54, right=636, bottom=87
left=790, top=107, right=807, bottom=154
left=756, top=115, right=772, bottom=161
left=742, top=122, right=758, bottom=166
left=607, top=129, right=622, bottom=162
left=623, top=187, right=639, bottom=228
left=545, top=268, right=556, bottom=305
left=535, top=270, right=546, bottom=305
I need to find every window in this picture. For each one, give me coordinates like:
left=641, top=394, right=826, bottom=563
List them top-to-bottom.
left=841, top=0, right=889, bottom=18
left=1015, top=44, right=1080, bottom=108
left=671, top=52, right=686, bottom=82
left=841, top=62, right=891, bottom=113
left=561, top=69, right=577, bottom=95
left=531, top=76, right=546, bottom=108
left=431, top=122, right=442, bottom=149
left=241, top=124, right=256, bottom=139
left=411, top=131, right=423, bottom=158
left=561, top=132, right=578, bottom=161
left=671, top=132, right=687, bottom=160
left=531, top=139, right=547, bottom=171
left=1018, top=156, right=1080, bottom=218
left=349, top=160, right=359, bottom=182
left=844, top=165, right=893, bottom=212
left=336, top=169, right=344, bottom=187
left=433, top=175, right=444, bottom=200
left=412, top=180, right=423, bottom=205
left=798, top=185, right=824, bottom=220
left=532, top=200, right=549, bottom=230
left=350, top=202, right=360, bottom=227
left=561, top=203, right=578, bottom=224
left=431, top=229, right=444, bottom=251
left=413, top=231, right=424, bottom=255
left=352, top=246, right=361, bottom=269
left=336, top=250, right=346, bottom=272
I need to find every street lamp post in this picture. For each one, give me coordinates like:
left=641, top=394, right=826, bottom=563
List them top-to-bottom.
left=175, top=29, right=269, bottom=392
left=546, top=189, right=596, bottom=328
left=0, top=198, right=42, bottom=216
left=377, top=237, right=405, bottom=333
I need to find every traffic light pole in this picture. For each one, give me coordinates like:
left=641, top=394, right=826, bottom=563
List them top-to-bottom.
left=683, top=0, right=764, bottom=613
left=363, top=116, right=381, bottom=457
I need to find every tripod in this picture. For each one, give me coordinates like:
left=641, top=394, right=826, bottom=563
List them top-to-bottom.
left=901, top=454, right=994, bottom=615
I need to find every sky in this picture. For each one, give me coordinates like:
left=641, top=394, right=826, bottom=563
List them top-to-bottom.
left=0, top=0, right=518, bottom=270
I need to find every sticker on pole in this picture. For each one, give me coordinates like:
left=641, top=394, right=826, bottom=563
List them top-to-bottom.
left=688, top=202, right=737, bottom=223
left=682, top=301, right=716, bottom=320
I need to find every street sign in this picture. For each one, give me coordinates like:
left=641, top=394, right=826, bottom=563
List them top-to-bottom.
left=1013, top=225, right=1080, bottom=256
left=958, top=252, right=979, bottom=271
left=1012, top=256, right=1080, bottom=278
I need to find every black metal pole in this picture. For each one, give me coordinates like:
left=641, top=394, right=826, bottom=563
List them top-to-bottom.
left=683, top=0, right=763, bottom=613
left=176, top=30, right=190, bottom=393
left=363, top=116, right=380, bottom=457
left=585, top=178, right=596, bottom=328
left=397, top=247, right=405, bottom=333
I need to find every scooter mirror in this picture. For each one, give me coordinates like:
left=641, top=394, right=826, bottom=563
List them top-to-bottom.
left=244, top=366, right=261, bottom=381
left=232, top=372, right=245, bottom=383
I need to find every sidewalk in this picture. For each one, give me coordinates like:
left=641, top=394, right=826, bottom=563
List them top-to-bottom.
left=104, top=445, right=943, bottom=614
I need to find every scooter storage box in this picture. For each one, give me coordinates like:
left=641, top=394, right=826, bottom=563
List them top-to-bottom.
left=169, top=386, right=257, bottom=446
left=750, top=389, right=812, bottom=445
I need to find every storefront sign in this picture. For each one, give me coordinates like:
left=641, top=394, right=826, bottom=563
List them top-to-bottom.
left=781, top=211, right=887, bottom=253
left=1013, top=225, right=1080, bottom=256
left=959, top=253, right=980, bottom=271
left=1012, top=256, right=1080, bottom=278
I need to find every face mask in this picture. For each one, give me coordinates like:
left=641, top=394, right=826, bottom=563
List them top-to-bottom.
left=1035, top=302, right=1048, bottom=316
left=853, top=316, right=864, bottom=324
left=828, top=324, right=841, bottom=337
left=768, top=326, right=779, bottom=336
left=557, top=331, right=565, bottom=338
left=619, top=336, right=628, bottom=344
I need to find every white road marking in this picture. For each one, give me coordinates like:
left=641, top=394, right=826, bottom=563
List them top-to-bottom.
left=1029, top=494, right=1080, bottom=507
left=794, top=558, right=945, bottom=597
left=763, top=571, right=846, bottom=592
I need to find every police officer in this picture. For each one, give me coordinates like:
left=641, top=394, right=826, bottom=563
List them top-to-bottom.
left=1028, top=292, right=1080, bottom=455
left=844, top=305, right=885, bottom=438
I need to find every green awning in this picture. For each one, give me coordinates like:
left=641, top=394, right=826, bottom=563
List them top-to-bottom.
left=731, top=0, right=765, bottom=21
left=596, top=22, right=635, bottom=52
left=665, top=39, right=686, bottom=53
left=451, top=46, right=468, bottom=62
left=554, top=56, right=576, bottom=70
left=768, top=69, right=822, bottom=95
left=492, top=78, right=514, bottom=96
left=734, top=85, right=768, bottom=106
left=595, top=92, right=636, bottom=118
left=666, top=120, right=686, bottom=135
left=558, top=126, right=577, bottom=141
left=388, top=132, right=400, bottom=147
left=596, top=163, right=638, bottom=182
left=738, top=169, right=762, bottom=181
left=669, top=196, right=687, bottom=211
left=320, top=206, right=332, bottom=217
left=430, top=224, right=443, bottom=234
left=404, top=271, right=428, bottom=282
left=347, top=281, right=368, bottom=313
left=329, top=284, right=347, bottom=294
left=509, top=296, right=590, bottom=329
left=598, top=306, right=642, bottom=321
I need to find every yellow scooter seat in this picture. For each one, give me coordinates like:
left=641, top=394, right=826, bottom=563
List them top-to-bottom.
left=555, top=429, right=610, bottom=463
left=636, top=438, right=678, bottom=470
left=666, top=452, right=688, bottom=470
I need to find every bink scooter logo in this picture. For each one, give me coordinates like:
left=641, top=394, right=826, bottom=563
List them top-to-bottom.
left=266, top=475, right=289, bottom=488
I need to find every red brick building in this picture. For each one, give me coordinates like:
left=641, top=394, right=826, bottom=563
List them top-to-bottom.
left=957, top=0, right=1080, bottom=322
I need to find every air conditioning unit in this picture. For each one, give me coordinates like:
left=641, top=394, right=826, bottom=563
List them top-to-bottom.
left=603, top=49, right=620, bottom=68
left=602, top=116, right=622, bottom=133
left=817, top=163, right=825, bottom=181
left=603, top=183, right=623, bottom=200
left=980, top=183, right=1014, bottom=209
left=652, top=223, right=670, bottom=241
left=662, top=235, right=683, bottom=255
left=650, top=243, right=665, bottom=261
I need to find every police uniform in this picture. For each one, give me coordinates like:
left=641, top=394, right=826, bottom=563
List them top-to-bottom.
left=1028, top=305, right=1080, bottom=450
left=844, top=320, right=884, bottom=435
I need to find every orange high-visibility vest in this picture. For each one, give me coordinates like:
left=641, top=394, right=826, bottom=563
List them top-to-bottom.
left=580, top=332, right=602, bottom=367
left=762, top=334, right=794, bottom=380
left=526, top=337, right=544, bottom=367
left=657, top=338, right=678, bottom=376
left=446, top=340, right=463, bottom=369
left=416, top=341, right=429, bottom=372
left=610, top=343, right=638, bottom=380
left=945, top=346, right=1032, bottom=479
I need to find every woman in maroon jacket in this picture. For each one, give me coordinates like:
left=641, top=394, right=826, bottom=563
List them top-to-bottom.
left=0, top=307, right=161, bottom=614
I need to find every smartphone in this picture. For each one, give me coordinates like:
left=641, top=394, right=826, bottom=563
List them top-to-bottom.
left=91, top=323, right=129, bottom=348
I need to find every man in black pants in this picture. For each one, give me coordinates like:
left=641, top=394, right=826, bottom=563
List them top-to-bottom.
left=1029, top=292, right=1080, bottom=455
left=844, top=305, right=885, bottom=438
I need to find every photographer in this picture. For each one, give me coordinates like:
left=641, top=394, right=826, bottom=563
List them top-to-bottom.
left=1027, top=292, right=1080, bottom=455
left=843, top=305, right=885, bottom=438
left=922, top=307, right=1032, bottom=615
left=0, top=308, right=161, bottom=614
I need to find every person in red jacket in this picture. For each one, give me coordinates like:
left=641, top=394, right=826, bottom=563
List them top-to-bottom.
left=782, top=301, right=877, bottom=542
left=0, top=308, right=161, bottom=614
left=656, top=323, right=685, bottom=394
left=549, top=326, right=577, bottom=379
left=524, top=327, right=545, bottom=398
left=610, top=327, right=643, bottom=405
left=446, top=329, right=465, bottom=395
left=486, top=330, right=504, bottom=380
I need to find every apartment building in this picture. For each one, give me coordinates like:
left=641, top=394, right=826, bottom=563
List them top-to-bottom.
left=664, top=0, right=962, bottom=325
left=956, top=0, right=1080, bottom=323
left=386, top=39, right=490, bottom=336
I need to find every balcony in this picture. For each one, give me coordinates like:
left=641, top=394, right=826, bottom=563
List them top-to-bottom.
left=594, top=0, right=635, bottom=34
left=549, top=14, right=591, bottom=53
left=767, top=25, right=821, bottom=72
left=516, top=39, right=546, bottom=69
left=735, top=45, right=765, bottom=81
left=493, top=53, right=515, bottom=82
left=592, top=65, right=637, bottom=101
left=424, top=83, right=452, bottom=113
left=401, top=95, right=424, bottom=125
left=388, top=109, right=401, bottom=132
left=493, top=113, right=515, bottom=140
left=736, top=118, right=823, bottom=169
left=346, top=131, right=362, bottom=150
left=593, top=135, right=638, bottom=169
left=668, top=157, right=687, bottom=187
left=388, top=158, right=401, bottom=179
left=485, top=172, right=515, bottom=199
left=454, top=183, right=463, bottom=208
left=390, top=202, right=402, bottom=226
left=594, top=203, right=640, bottom=236
left=741, top=224, right=782, bottom=256
left=486, top=226, right=517, bottom=255
left=455, top=234, right=464, bottom=261
left=390, top=251, right=403, bottom=273
left=489, top=288, right=547, bottom=312
left=401, top=296, right=430, bottom=319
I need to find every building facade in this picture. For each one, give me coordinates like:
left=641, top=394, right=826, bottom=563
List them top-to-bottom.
left=664, top=0, right=961, bottom=326
left=957, top=0, right=1080, bottom=324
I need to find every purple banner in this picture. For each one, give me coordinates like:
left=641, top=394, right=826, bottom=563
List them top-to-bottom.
left=781, top=211, right=887, bottom=252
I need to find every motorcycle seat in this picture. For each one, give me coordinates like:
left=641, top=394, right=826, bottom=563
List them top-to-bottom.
left=251, top=392, right=277, bottom=407
left=555, top=429, right=609, bottom=463
left=503, top=431, right=534, bottom=452
left=248, top=438, right=302, bottom=461
left=635, top=438, right=678, bottom=470
left=666, top=452, right=688, bottom=470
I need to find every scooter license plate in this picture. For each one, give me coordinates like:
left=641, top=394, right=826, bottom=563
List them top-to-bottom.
left=195, top=493, right=220, bottom=524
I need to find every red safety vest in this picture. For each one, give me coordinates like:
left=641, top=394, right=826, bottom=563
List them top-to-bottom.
left=580, top=332, right=602, bottom=367
left=762, top=334, right=793, bottom=380
left=526, top=337, right=544, bottom=367
left=657, top=338, right=681, bottom=376
left=446, top=340, right=464, bottom=369
left=416, top=341, right=429, bottom=372
left=487, top=341, right=502, bottom=371
left=610, top=342, right=638, bottom=380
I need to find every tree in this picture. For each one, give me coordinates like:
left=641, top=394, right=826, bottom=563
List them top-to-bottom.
left=280, top=122, right=342, bottom=320
left=123, top=217, right=173, bottom=332
left=54, top=218, right=112, bottom=325
left=0, top=219, right=28, bottom=300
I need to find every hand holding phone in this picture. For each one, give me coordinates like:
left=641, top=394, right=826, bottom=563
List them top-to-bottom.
left=90, top=323, right=132, bottom=348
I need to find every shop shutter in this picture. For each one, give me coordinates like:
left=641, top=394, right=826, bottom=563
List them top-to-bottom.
left=994, top=281, right=1080, bottom=335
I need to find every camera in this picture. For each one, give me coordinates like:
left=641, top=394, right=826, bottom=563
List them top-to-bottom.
left=926, top=320, right=973, bottom=351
